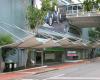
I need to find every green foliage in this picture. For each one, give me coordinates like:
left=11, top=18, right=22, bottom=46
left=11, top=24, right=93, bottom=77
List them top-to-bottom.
left=26, top=0, right=57, bottom=30
left=41, top=0, right=57, bottom=12
left=41, top=0, right=51, bottom=11
left=50, top=0, right=58, bottom=11
left=83, top=0, right=93, bottom=11
left=83, top=0, right=100, bottom=11
left=96, top=0, right=100, bottom=4
left=96, top=0, right=100, bottom=10
left=26, top=6, right=46, bottom=29
left=89, top=28, right=100, bottom=42
left=0, top=34, right=13, bottom=46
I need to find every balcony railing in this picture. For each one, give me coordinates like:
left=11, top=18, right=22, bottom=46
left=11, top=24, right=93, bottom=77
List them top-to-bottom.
left=66, top=10, right=100, bottom=17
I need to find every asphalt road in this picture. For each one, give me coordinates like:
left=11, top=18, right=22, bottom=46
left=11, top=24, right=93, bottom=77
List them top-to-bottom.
left=22, top=59, right=100, bottom=80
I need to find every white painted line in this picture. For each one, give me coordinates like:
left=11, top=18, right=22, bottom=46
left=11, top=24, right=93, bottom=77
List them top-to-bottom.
left=19, top=66, right=48, bottom=72
left=19, top=72, right=36, bottom=74
left=43, top=74, right=65, bottom=80
left=48, top=77, right=100, bottom=80
left=21, top=79, right=38, bottom=80
left=22, top=79, right=35, bottom=80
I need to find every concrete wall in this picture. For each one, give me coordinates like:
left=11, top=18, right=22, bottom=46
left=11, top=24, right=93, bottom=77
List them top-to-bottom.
left=82, top=28, right=89, bottom=42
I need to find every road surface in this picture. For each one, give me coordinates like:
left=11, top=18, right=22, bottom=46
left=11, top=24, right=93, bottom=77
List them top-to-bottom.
left=22, top=59, right=100, bottom=80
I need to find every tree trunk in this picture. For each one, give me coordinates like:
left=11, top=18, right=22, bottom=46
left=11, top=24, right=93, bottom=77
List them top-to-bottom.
left=26, top=48, right=33, bottom=68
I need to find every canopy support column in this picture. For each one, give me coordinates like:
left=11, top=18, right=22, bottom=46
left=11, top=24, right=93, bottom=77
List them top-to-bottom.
left=72, top=5, right=74, bottom=14
left=77, top=5, right=78, bottom=17
left=41, top=51, right=44, bottom=66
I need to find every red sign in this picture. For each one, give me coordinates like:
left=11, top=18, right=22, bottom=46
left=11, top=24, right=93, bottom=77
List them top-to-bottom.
left=67, top=53, right=77, bottom=56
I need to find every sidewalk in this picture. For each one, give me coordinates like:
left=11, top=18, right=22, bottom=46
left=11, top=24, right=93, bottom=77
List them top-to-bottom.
left=48, top=60, right=84, bottom=69
left=0, top=61, right=85, bottom=80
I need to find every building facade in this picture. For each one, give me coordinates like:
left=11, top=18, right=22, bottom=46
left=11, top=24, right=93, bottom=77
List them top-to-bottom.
left=0, top=0, right=91, bottom=72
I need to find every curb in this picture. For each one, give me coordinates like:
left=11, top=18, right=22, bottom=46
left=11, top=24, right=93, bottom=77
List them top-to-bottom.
left=0, top=66, right=48, bottom=75
left=12, top=69, right=58, bottom=80
left=33, top=69, right=58, bottom=75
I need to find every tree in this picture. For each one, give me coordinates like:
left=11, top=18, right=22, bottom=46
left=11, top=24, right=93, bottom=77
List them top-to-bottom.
left=26, top=0, right=57, bottom=68
left=26, top=0, right=58, bottom=30
left=41, top=0, right=57, bottom=11
left=83, top=0, right=93, bottom=11
left=83, top=0, right=100, bottom=11
left=96, top=0, right=100, bottom=11
left=26, top=6, right=46, bottom=30
left=88, top=27, right=100, bottom=59
left=89, top=28, right=100, bottom=41
left=0, top=33, right=13, bottom=72
left=0, top=33, right=13, bottom=60
left=0, top=34, right=13, bottom=46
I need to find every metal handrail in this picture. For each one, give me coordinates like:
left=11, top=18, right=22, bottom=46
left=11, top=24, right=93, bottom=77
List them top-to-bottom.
left=66, top=10, right=100, bottom=17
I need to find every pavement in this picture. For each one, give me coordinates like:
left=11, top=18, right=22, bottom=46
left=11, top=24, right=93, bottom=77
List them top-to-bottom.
left=20, top=58, right=100, bottom=80
left=0, top=60, right=85, bottom=80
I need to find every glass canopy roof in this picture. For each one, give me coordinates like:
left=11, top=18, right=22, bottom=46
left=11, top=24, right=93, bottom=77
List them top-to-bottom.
left=0, top=22, right=32, bottom=42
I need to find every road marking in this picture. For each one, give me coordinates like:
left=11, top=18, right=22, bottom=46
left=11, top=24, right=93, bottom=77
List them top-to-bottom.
left=19, top=72, right=36, bottom=74
left=43, top=74, right=64, bottom=80
left=47, top=77, right=100, bottom=80
left=21, top=79, right=39, bottom=80
left=22, top=79, right=33, bottom=80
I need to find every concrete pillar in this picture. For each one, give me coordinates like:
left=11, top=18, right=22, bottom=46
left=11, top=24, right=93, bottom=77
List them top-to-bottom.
left=67, top=5, right=68, bottom=14
left=77, top=5, right=79, bottom=16
left=82, top=28, right=89, bottom=43
left=41, top=51, right=44, bottom=66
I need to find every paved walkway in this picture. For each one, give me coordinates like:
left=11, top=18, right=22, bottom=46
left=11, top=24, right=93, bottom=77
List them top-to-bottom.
left=0, top=60, right=85, bottom=80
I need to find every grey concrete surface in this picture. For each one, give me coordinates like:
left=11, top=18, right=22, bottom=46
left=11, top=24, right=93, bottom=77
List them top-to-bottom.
left=21, top=59, right=100, bottom=80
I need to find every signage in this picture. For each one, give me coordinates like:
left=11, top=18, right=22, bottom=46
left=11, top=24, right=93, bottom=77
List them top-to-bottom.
left=67, top=51, right=77, bottom=56
left=67, top=51, right=76, bottom=53
left=67, top=54, right=77, bottom=56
